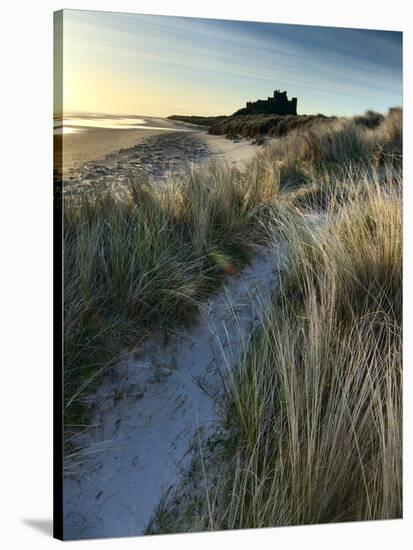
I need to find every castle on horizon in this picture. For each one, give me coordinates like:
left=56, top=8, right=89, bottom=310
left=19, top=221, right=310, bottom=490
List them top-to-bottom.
left=234, top=90, right=297, bottom=116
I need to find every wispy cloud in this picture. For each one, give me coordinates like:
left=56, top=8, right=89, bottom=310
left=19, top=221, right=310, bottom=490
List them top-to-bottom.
left=62, top=10, right=402, bottom=117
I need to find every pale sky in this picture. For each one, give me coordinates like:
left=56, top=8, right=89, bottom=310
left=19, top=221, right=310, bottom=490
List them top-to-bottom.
left=59, top=10, right=402, bottom=117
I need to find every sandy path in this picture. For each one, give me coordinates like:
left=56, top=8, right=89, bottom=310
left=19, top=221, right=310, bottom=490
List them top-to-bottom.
left=63, top=244, right=283, bottom=540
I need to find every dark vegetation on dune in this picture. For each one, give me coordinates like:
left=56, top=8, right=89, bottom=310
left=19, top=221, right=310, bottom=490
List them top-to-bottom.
left=169, top=108, right=392, bottom=141
left=168, top=113, right=333, bottom=139
left=208, top=113, right=332, bottom=139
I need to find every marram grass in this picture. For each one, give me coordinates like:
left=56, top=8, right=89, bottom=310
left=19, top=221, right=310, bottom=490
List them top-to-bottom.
left=64, top=108, right=402, bottom=526
left=147, top=170, right=402, bottom=532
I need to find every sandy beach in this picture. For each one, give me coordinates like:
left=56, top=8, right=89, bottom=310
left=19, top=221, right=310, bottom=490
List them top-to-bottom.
left=54, top=116, right=193, bottom=173
left=55, top=116, right=260, bottom=193
left=55, top=128, right=166, bottom=174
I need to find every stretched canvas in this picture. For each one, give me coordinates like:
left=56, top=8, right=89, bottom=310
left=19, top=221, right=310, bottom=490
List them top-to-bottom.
left=54, top=9, right=403, bottom=540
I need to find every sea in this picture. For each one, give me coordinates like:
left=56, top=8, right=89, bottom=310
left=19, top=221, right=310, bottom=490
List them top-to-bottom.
left=53, top=113, right=185, bottom=135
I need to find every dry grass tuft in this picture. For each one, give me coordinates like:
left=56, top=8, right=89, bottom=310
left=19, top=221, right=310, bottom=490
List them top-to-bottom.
left=64, top=108, right=402, bottom=528
left=63, top=164, right=275, bottom=427
left=149, top=170, right=402, bottom=533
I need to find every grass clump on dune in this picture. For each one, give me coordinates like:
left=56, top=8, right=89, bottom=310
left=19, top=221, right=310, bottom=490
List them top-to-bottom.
left=252, top=107, right=402, bottom=189
left=167, top=113, right=331, bottom=139
left=208, top=113, right=331, bottom=139
left=63, top=165, right=277, bottom=428
left=148, top=171, right=402, bottom=533
left=224, top=184, right=402, bottom=527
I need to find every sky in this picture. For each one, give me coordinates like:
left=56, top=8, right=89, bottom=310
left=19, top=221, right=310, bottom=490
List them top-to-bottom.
left=59, top=10, right=403, bottom=118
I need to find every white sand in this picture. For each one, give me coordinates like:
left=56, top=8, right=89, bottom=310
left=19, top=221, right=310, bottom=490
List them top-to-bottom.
left=195, top=132, right=260, bottom=169
left=63, top=244, right=284, bottom=540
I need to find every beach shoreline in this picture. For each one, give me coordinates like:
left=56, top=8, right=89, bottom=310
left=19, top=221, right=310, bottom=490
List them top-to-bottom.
left=54, top=116, right=196, bottom=175
left=55, top=119, right=260, bottom=193
left=55, top=128, right=169, bottom=176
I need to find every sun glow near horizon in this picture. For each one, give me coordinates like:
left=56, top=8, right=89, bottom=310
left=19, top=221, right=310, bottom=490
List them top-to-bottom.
left=59, top=10, right=402, bottom=119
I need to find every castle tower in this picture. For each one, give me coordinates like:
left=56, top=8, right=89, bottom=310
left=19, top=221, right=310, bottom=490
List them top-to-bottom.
left=238, top=89, right=298, bottom=116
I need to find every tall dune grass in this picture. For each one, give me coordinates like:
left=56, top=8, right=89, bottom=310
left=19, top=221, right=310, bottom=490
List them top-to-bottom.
left=64, top=106, right=402, bottom=520
left=249, top=107, right=402, bottom=188
left=63, top=165, right=277, bottom=427
left=148, top=171, right=402, bottom=533
left=223, top=182, right=402, bottom=527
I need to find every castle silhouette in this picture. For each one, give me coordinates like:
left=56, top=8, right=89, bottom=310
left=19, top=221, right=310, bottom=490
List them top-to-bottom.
left=234, top=90, right=297, bottom=116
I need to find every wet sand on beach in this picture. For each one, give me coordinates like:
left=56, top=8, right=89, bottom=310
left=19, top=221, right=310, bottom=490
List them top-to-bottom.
left=55, top=119, right=260, bottom=193
left=55, top=129, right=174, bottom=176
